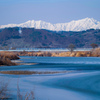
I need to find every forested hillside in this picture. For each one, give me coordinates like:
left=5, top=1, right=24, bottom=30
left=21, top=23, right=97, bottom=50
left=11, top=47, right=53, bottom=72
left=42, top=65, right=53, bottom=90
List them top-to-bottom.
left=0, top=27, right=100, bottom=49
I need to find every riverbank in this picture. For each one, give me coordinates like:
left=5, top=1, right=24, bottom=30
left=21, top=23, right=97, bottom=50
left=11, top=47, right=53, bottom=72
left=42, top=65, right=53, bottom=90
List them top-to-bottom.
left=0, top=48, right=100, bottom=66
left=17, top=48, right=100, bottom=57
left=0, top=51, right=20, bottom=66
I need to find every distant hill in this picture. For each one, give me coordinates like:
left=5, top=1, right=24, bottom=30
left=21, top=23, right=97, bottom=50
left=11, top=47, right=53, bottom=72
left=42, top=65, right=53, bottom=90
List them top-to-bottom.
left=0, top=27, right=100, bottom=48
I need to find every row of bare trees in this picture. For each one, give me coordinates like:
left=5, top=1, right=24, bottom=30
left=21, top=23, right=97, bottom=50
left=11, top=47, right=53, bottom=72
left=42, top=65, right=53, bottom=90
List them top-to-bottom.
left=68, top=43, right=98, bottom=52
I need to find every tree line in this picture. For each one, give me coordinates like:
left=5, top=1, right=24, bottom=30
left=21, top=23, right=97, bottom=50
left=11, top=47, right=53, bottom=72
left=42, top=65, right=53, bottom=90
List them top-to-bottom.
left=68, top=43, right=98, bottom=53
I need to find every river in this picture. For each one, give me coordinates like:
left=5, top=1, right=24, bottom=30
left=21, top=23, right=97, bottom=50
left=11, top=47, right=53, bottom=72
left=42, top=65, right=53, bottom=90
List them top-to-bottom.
left=0, top=56, right=100, bottom=100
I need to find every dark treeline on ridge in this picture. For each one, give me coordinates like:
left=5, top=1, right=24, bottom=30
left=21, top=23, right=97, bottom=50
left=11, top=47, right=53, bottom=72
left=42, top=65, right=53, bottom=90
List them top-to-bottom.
left=0, top=27, right=100, bottom=49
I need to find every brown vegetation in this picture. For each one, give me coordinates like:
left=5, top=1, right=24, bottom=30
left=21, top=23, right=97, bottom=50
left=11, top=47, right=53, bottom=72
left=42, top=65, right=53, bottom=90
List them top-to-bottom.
left=0, top=47, right=100, bottom=66
left=16, top=48, right=100, bottom=57
left=91, top=48, right=100, bottom=57
left=0, top=51, right=20, bottom=66
left=0, top=51, right=20, bottom=60
left=0, top=56, right=17, bottom=66
left=0, top=70, right=68, bottom=75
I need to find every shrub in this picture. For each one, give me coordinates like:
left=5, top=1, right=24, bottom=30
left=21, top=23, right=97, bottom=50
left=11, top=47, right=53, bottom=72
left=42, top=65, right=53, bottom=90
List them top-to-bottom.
left=0, top=81, right=10, bottom=99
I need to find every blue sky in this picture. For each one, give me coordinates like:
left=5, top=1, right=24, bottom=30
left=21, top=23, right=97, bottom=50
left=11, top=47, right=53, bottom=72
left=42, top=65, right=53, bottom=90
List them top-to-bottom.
left=0, top=0, right=100, bottom=25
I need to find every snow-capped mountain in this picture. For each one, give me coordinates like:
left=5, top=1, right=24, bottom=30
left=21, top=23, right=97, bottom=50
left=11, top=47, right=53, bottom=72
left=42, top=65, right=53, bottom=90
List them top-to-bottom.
left=0, top=18, right=100, bottom=31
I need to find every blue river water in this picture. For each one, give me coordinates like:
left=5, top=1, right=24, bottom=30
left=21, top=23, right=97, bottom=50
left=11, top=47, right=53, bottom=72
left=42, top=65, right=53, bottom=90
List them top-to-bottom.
left=0, top=56, right=100, bottom=100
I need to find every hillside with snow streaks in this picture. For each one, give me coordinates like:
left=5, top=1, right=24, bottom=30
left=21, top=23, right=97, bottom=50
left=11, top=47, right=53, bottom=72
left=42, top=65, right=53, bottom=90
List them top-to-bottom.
left=0, top=18, right=100, bottom=31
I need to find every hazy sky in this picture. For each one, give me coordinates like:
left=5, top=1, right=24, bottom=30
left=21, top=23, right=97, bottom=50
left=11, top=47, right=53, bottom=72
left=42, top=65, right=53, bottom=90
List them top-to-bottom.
left=0, top=0, right=100, bottom=25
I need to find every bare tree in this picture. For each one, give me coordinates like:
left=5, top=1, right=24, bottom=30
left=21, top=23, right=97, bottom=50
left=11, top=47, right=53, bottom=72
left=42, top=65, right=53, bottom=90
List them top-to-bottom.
left=90, top=43, right=98, bottom=49
left=68, top=44, right=75, bottom=53
left=17, top=80, right=35, bottom=100
left=0, top=81, right=10, bottom=99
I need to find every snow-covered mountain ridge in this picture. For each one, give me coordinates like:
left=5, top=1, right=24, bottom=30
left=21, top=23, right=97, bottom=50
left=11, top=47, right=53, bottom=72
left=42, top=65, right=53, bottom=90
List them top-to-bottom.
left=0, top=18, right=100, bottom=31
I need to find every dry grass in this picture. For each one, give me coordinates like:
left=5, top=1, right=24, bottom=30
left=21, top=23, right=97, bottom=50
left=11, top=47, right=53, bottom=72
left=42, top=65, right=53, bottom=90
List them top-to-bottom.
left=16, top=48, right=100, bottom=57
left=91, top=48, right=100, bottom=57
left=15, top=50, right=92, bottom=57
left=0, top=51, right=20, bottom=66
left=0, top=51, right=20, bottom=60
left=0, top=56, right=18, bottom=66
left=0, top=70, right=68, bottom=75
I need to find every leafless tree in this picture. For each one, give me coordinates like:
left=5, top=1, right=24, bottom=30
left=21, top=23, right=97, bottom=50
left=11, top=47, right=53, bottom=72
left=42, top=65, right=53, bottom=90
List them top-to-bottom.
left=90, top=43, right=98, bottom=49
left=68, top=44, right=75, bottom=53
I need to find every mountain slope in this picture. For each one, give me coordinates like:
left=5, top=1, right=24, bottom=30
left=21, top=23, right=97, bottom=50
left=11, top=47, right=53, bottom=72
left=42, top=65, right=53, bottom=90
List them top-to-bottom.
left=0, top=18, right=100, bottom=31
left=0, top=28, right=100, bottom=48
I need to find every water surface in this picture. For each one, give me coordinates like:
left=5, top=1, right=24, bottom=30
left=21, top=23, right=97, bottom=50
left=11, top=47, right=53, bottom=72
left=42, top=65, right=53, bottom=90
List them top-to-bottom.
left=0, top=57, right=100, bottom=100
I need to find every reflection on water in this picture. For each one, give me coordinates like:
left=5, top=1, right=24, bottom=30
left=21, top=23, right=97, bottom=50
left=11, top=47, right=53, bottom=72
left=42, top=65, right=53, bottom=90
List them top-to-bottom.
left=0, top=56, right=100, bottom=100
